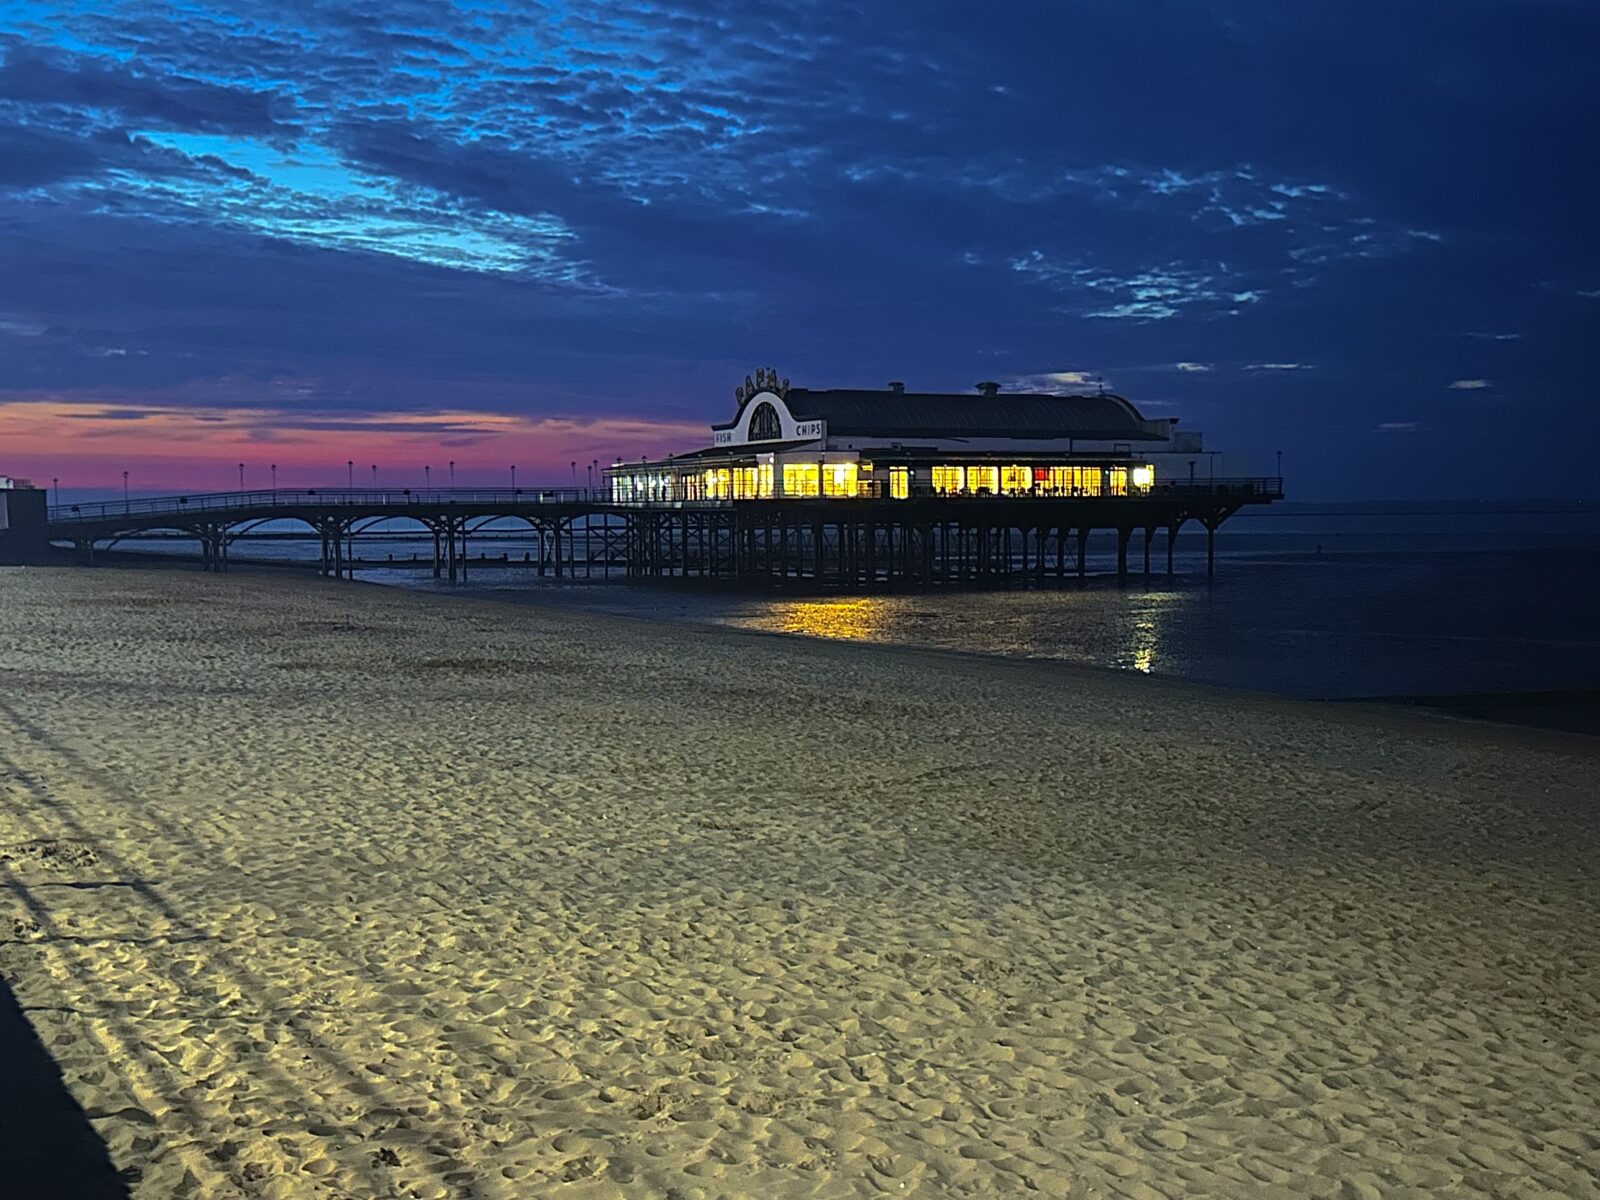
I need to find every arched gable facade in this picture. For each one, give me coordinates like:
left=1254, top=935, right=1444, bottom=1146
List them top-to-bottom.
left=712, top=391, right=824, bottom=447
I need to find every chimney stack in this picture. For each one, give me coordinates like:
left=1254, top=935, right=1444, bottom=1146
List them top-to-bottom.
left=887, top=380, right=905, bottom=393
left=975, top=380, right=1000, bottom=397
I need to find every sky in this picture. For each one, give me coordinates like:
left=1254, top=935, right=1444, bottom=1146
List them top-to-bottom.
left=1, top=1, right=1597, bottom=499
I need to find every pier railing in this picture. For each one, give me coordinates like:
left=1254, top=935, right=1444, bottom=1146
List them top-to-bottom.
left=48, top=477, right=1283, bottom=525
left=634, top=477, right=1286, bottom=505
left=49, top=487, right=606, bottom=523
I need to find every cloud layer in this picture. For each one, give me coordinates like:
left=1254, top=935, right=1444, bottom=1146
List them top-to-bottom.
left=2, top=1, right=1597, bottom=495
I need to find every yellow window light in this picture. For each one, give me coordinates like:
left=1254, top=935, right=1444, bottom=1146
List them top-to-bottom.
left=822, top=462, right=858, bottom=497
left=965, top=465, right=999, bottom=494
left=1000, top=465, right=1032, bottom=494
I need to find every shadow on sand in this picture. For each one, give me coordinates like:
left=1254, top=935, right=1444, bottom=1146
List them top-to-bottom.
left=0, top=976, right=129, bottom=1198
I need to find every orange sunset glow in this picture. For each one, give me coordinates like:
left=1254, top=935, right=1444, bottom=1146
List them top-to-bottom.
left=1, top=399, right=705, bottom=490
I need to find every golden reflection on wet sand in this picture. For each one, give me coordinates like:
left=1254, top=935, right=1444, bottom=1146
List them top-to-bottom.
left=760, top=589, right=1189, bottom=681
left=1123, top=590, right=1186, bottom=674
left=766, top=596, right=892, bottom=640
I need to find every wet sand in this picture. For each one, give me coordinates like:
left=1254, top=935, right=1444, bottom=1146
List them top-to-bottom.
left=1, top=567, right=1597, bottom=1199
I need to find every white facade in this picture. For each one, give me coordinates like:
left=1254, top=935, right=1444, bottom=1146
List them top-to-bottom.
left=610, top=384, right=1255, bottom=503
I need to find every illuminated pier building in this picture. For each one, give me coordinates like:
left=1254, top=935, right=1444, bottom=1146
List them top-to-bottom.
left=603, top=370, right=1280, bottom=584
left=609, top=372, right=1247, bottom=505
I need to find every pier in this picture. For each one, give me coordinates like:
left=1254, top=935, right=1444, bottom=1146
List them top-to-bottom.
left=35, top=374, right=1287, bottom=587
left=44, top=478, right=1282, bottom=587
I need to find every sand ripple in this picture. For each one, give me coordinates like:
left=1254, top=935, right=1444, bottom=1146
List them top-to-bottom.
left=1, top=569, right=1597, bottom=1198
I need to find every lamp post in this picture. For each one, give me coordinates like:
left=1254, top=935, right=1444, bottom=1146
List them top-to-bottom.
left=1275, top=449, right=1282, bottom=480
left=347, top=460, right=354, bottom=488
left=449, top=460, right=455, bottom=486
left=570, top=461, right=577, bottom=488
left=238, top=462, right=245, bottom=490
left=271, top=463, right=277, bottom=489
left=371, top=464, right=378, bottom=487
left=424, top=465, right=431, bottom=488
left=510, top=465, right=517, bottom=493
left=122, top=470, right=129, bottom=513
left=52, top=477, right=59, bottom=507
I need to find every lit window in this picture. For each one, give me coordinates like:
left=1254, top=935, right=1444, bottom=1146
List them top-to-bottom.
left=822, top=462, right=857, bottom=497
left=757, top=463, right=775, bottom=498
left=783, top=463, right=820, bottom=497
left=1000, top=465, right=1032, bottom=494
left=1132, top=465, right=1154, bottom=491
left=932, top=466, right=965, bottom=494
left=965, top=466, right=999, bottom=494
left=1043, top=466, right=1104, bottom=495
left=889, top=467, right=910, bottom=499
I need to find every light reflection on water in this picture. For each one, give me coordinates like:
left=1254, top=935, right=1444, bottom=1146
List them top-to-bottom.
left=362, top=543, right=1600, bottom=700
left=729, top=588, right=1188, bottom=681
left=765, top=597, right=893, bottom=641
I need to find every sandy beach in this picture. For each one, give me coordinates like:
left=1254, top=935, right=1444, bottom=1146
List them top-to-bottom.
left=1, top=567, right=1596, bottom=1199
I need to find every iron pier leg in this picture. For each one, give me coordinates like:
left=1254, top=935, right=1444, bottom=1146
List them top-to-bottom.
left=1206, top=521, right=1216, bottom=578
left=1167, top=524, right=1178, bottom=576
left=1143, top=526, right=1153, bottom=577
left=1076, top=527, right=1088, bottom=580
left=1116, top=527, right=1130, bottom=580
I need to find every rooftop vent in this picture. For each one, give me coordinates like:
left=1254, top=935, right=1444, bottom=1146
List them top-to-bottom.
left=887, top=380, right=905, bottom=393
left=975, top=380, right=1000, bottom=396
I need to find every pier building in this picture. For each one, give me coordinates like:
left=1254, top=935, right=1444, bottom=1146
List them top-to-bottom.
left=607, top=372, right=1245, bottom=504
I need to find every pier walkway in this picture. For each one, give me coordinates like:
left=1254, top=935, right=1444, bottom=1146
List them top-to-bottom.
left=47, top=479, right=1282, bottom=586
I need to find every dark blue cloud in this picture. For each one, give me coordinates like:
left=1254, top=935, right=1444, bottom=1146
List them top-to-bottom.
left=0, top=0, right=1595, bottom=498
left=0, top=40, right=290, bottom=133
left=0, top=123, right=100, bottom=184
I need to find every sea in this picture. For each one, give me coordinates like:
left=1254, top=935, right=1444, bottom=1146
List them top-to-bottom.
left=91, top=498, right=1600, bottom=727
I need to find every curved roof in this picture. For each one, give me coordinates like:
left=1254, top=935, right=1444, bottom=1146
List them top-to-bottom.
left=754, top=388, right=1163, bottom=441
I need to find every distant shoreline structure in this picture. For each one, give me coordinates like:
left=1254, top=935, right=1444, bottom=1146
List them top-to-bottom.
left=18, top=372, right=1283, bottom=584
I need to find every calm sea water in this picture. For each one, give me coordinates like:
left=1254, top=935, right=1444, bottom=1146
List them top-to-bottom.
left=95, top=499, right=1600, bottom=702
left=344, top=502, right=1600, bottom=703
